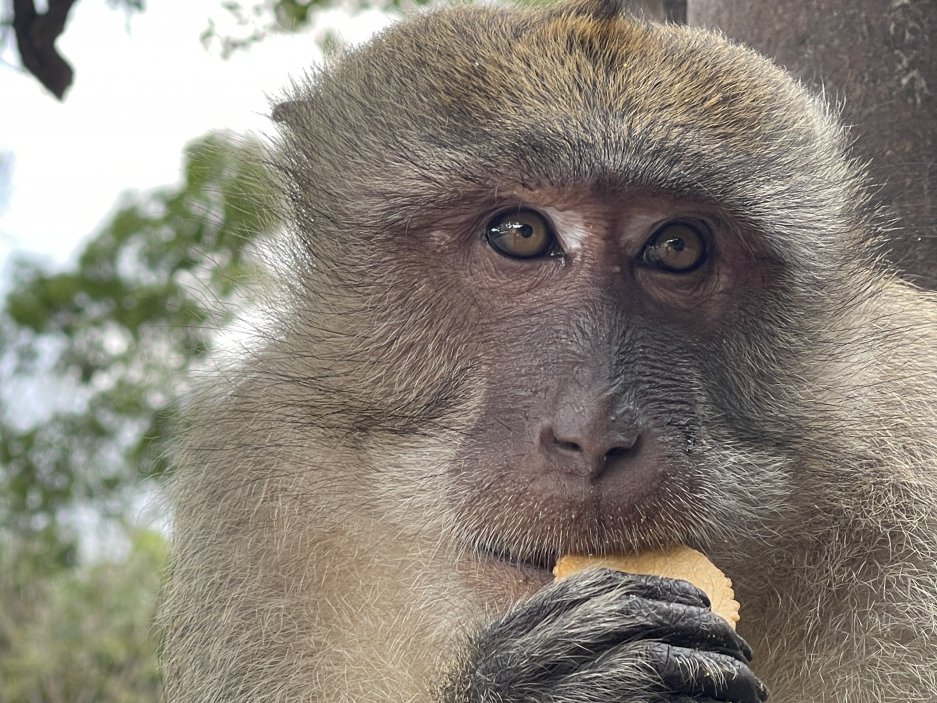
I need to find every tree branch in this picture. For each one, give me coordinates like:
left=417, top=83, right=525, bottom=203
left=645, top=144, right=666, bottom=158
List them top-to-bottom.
left=12, top=0, right=79, bottom=100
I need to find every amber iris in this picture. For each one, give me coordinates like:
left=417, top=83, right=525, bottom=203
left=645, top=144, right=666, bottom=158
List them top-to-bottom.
left=486, top=209, right=557, bottom=259
left=642, top=220, right=708, bottom=272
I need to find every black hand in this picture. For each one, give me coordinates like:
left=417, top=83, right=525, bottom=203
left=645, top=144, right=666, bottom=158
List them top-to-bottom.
left=441, top=567, right=769, bottom=703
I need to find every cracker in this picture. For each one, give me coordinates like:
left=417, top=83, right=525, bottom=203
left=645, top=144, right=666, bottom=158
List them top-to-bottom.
left=553, top=545, right=740, bottom=629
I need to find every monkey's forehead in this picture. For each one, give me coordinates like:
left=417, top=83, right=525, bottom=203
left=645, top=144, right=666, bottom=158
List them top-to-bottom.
left=273, top=3, right=863, bottom=246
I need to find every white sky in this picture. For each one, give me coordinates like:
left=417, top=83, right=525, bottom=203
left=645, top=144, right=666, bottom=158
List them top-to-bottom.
left=0, top=0, right=392, bottom=281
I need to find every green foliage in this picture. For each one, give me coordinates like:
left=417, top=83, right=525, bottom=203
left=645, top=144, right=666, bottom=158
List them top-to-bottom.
left=0, top=132, right=277, bottom=565
left=0, top=526, right=167, bottom=702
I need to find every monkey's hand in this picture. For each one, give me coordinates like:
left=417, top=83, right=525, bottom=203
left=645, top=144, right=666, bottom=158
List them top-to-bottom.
left=441, top=568, right=768, bottom=703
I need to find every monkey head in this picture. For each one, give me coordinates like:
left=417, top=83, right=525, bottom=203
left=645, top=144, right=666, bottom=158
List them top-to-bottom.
left=269, top=1, right=876, bottom=583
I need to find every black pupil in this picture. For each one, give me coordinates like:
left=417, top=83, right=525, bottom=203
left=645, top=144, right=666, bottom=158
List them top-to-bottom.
left=516, top=223, right=534, bottom=238
left=668, top=237, right=685, bottom=251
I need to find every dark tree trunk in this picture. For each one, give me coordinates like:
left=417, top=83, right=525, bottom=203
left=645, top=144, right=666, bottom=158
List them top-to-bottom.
left=688, top=0, right=937, bottom=287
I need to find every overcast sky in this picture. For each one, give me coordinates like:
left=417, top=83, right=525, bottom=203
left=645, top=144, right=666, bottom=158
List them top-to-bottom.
left=0, top=0, right=390, bottom=282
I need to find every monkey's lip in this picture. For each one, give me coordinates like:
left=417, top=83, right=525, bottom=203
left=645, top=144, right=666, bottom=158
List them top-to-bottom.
left=469, top=530, right=698, bottom=576
left=474, top=542, right=557, bottom=574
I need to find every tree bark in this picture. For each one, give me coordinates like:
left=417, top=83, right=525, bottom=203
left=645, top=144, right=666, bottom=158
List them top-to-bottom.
left=688, top=0, right=937, bottom=287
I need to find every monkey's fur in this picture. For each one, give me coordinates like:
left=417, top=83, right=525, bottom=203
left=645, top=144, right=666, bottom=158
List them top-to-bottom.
left=160, top=1, right=937, bottom=701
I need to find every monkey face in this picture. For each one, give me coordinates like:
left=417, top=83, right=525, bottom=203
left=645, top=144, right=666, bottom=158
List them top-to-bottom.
left=420, top=188, right=783, bottom=570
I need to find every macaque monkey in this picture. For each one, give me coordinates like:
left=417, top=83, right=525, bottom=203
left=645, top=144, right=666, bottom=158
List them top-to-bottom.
left=160, top=1, right=937, bottom=701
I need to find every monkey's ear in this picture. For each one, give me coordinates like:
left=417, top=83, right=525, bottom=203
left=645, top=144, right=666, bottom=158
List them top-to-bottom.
left=272, top=100, right=304, bottom=125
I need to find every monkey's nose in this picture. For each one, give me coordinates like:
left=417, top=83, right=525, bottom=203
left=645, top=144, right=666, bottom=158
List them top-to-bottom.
left=539, top=410, right=642, bottom=480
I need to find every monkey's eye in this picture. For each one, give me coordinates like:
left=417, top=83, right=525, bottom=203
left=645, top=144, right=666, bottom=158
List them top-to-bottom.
left=485, top=209, right=558, bottom=259
left=641, top=220, right=709, bottom=273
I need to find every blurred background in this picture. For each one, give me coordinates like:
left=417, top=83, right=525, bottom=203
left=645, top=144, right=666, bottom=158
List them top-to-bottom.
left=0, top=0, right=933, bottom=700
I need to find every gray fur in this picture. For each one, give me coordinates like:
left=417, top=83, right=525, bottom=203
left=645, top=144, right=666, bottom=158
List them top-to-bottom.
left=160, top=2, right=937, bottom=702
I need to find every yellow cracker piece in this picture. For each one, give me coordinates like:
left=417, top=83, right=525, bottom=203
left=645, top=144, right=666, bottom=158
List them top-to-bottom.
left=553, top=545, right=740, bottom=629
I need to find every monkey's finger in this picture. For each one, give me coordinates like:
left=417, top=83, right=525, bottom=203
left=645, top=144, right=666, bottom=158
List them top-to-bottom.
left=493, top=566, right=712, bottom=640
left=547, top=566, right=712, bottom=610
left=591, top=568, right=714, bottom=610
left=596, top=597, right=753, bottom=663
left=647, top=643, right=769, bottom=703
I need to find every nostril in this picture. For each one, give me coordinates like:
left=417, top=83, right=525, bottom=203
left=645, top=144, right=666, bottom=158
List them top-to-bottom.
left=540, top=426, right=584, bottom=455
left=603, top=434, right=641, bottom=467
left=554, top=439, right=582, bottom=453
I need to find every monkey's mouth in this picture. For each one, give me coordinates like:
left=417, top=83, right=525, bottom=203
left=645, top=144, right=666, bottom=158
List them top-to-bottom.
left=458, top=492, right=695, bottom=579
